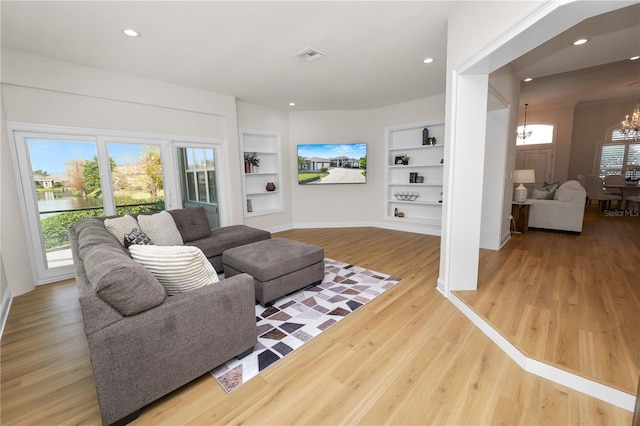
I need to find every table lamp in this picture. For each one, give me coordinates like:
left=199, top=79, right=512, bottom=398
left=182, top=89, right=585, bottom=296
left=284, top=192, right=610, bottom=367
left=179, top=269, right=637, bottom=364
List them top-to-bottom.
left=513, top=169, right=535, bottom=203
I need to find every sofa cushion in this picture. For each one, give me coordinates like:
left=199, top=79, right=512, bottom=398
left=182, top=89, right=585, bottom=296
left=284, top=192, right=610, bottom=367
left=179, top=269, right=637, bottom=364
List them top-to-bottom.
left=555, top=180, right=585, bottom=203
left=168, top=207, right=212, bottom=242
left=137, top=211, right=184, bottom=246
left=104, top=215, right=139, bottom=246
left=72, top=218, right=107, bottom=235
left=186, top=225, right=271, bottom=259
left=78, top=226, right=128, bottom=260
left=129, top=245, right=219, bottom=295
left=83, top=246, right=167, bottom=316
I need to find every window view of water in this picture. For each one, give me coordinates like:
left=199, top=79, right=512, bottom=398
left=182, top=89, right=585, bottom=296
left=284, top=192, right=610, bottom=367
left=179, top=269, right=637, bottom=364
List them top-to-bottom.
left=37, top=192, right=103, bottom=219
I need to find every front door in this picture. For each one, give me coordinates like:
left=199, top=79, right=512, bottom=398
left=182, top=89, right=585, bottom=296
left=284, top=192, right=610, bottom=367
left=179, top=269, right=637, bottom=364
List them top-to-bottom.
left=515, top=147, right=555, bottom=187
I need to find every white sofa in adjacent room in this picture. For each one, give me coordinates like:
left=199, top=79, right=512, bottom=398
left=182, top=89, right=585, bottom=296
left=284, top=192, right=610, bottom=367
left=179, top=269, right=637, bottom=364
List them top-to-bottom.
left=527, top=180, right=587, bottom=233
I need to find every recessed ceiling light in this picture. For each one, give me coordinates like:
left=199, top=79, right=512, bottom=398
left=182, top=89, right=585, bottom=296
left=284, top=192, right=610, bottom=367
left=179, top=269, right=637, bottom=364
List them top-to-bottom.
left=122, top=29, right=140, bottom=37
left=572, top=38, right=589, bottom=46
left=631, top=56, right=640, bottom=61
left=422, top=57, right=434, bottom=64
left=524, top=77, right=533, bottom=82
left=289, top=102, right=296, bottom=107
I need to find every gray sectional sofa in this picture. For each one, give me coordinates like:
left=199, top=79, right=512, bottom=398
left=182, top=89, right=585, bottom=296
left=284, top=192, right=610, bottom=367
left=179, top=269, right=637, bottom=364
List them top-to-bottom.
left=69, top=207, right=270, bottom=425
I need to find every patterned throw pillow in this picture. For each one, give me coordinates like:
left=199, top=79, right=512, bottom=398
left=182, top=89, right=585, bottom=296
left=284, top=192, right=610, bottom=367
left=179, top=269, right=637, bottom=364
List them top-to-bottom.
left=137, top=211, right=184, bottom=246
left=124, top=228, right=152, bottom=248
left=129, top=245, right=219, bottom=295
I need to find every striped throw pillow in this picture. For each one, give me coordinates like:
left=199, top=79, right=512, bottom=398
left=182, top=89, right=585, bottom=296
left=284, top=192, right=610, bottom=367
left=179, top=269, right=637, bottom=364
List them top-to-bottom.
left=137, top=211, right=184, bottom=246
left=129, top=245, right=219, bottom=295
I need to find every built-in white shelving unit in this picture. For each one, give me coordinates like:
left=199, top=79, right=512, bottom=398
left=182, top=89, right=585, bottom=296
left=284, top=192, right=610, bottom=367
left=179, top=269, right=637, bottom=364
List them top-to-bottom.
left=384, top=120, right=445, bottom=229
left=239, top=129, right=283, bottom=217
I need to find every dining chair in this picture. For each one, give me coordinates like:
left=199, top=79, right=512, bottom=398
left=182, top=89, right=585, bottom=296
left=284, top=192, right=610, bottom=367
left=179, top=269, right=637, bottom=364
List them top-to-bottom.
left=604, top=174, right=626, bottom=196
left=583, top=175, right=622, bottom=210
left=626, top=194, right=640, bottom=210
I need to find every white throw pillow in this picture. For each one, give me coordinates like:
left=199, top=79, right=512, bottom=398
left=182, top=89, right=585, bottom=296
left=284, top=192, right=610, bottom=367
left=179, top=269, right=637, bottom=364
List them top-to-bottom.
left=137, top=211, right=184, bottom=246
left=104, top=215, right=140, bottom=246
left=129, top=245, right=219, bottom=295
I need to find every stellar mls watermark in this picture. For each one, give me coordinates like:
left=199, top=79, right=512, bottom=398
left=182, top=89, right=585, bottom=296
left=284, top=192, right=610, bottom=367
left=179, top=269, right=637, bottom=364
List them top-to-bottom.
left=603, top=209, right=640, bottom=217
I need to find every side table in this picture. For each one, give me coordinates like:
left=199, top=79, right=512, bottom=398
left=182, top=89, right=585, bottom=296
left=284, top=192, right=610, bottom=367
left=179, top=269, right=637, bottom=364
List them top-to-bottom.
left=511, top=202, right=531, bottom=234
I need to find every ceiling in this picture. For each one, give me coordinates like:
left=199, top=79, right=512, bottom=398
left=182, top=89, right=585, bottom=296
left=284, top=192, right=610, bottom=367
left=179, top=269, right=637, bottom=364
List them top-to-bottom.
left=1, top=1, right=639, bottom=111
left=513, top=2, right=640, bottom=109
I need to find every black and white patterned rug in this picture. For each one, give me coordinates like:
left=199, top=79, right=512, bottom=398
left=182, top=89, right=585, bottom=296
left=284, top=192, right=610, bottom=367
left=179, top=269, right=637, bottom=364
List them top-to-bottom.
left=210, top=258, right=402, bottom=393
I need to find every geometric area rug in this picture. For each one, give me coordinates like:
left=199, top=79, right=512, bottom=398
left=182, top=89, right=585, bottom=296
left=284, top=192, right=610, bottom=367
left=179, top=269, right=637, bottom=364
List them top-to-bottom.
left=210, top=258, right=402, bottom=393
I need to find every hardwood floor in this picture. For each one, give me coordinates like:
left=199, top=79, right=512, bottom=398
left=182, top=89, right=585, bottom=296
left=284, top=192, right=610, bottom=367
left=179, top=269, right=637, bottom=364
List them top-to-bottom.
left=456, top=207, right=640, bottom=396
left=0, top=225, right=634, bottom=425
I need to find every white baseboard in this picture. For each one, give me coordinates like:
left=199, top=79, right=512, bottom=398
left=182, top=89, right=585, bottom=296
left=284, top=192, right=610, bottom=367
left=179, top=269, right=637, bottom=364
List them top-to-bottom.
left=290, top=220, right=441, bottom=236
left=264, top=223, right=294, bottom=234
left=0, top=287, right=13, bottom=340
left=449, top=293, right=635, bottom=412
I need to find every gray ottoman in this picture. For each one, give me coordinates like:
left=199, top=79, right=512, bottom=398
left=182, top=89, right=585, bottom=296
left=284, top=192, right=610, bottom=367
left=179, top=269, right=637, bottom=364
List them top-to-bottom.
left=223, top=238, right=324, bottom=306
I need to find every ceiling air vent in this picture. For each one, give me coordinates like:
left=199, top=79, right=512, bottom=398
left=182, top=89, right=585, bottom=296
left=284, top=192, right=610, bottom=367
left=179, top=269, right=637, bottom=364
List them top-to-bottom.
left=295, top=47, right=325, bottom=62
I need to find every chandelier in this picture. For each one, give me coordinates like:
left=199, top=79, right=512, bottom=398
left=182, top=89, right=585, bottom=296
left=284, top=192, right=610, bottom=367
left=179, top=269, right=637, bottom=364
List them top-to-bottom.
left=621, top=100, right=640, bottom=140
left=517, top=103, right=532, bottom=141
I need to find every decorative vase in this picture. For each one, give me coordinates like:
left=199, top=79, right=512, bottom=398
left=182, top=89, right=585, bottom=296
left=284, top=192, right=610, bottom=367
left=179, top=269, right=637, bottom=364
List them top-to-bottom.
left=422, top=128, right=429, bottom=145
left=244, top=161, right=251, bottom=174
left=266, top=182, right=276, bottom=192
left=247, top=199, right=253, bottom=213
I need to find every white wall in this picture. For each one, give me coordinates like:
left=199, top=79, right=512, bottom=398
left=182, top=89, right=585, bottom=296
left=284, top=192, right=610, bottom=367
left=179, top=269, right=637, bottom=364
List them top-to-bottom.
left=1, top=49, right=243, bottom=296
left=481, top=67, right=523, bottom=250
left=289, top=95, right=445, bottom=230
left=569, top=97, right=638, bottom=178
left=236, top=101, right=292, bottom=232
left=523, top=104, right=575, bottom=183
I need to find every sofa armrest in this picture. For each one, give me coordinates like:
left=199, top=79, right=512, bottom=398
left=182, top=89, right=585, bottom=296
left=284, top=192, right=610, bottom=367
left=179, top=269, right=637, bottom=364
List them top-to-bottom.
left=86, top=273, right=256, bottom=425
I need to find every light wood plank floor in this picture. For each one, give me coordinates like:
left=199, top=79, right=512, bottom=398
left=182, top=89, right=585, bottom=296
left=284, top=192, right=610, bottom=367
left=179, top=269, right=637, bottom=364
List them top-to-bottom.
left=456, top=207, right=640, bottom=395
left=0, top=226, right=634, bottom=425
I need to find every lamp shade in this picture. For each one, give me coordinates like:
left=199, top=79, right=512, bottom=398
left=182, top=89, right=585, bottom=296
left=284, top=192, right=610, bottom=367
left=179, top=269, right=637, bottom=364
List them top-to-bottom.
left=513, top=169, right=536, bottom=184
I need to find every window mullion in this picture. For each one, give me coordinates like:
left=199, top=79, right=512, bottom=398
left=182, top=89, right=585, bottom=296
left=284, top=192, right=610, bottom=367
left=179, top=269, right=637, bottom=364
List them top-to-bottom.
left=96, top=137, right=116, bottom=216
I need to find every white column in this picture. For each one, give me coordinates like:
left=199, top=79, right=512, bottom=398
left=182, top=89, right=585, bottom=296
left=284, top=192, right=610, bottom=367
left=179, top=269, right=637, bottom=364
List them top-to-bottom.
left=439, top=72, right=489, bottom=294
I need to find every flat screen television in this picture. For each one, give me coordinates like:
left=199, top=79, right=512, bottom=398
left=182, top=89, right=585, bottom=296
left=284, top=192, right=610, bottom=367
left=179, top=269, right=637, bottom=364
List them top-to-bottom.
left=297, top=143, right=367, bottom=185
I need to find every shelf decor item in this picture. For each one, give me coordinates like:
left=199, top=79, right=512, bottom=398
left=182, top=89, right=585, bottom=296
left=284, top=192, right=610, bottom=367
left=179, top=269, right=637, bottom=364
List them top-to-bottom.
left=422, top=128, right=429, bottom=145
left=427, top=137, right=436, bottom=145
left=244, top=152, right=260, bottom=173
left=266, top=182, right=276, bottom=192
left=394, top=191, right=419, bottom=201
left=247, top=199, right=253, bottom=213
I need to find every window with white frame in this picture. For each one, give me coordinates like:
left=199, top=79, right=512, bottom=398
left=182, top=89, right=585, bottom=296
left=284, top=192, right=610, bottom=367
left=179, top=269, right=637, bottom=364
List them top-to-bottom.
left=9, top=123, right=226, bottom=284
left=516, top=124, right=554, bottom=146
left=596, top=129, right=640, bottom=179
